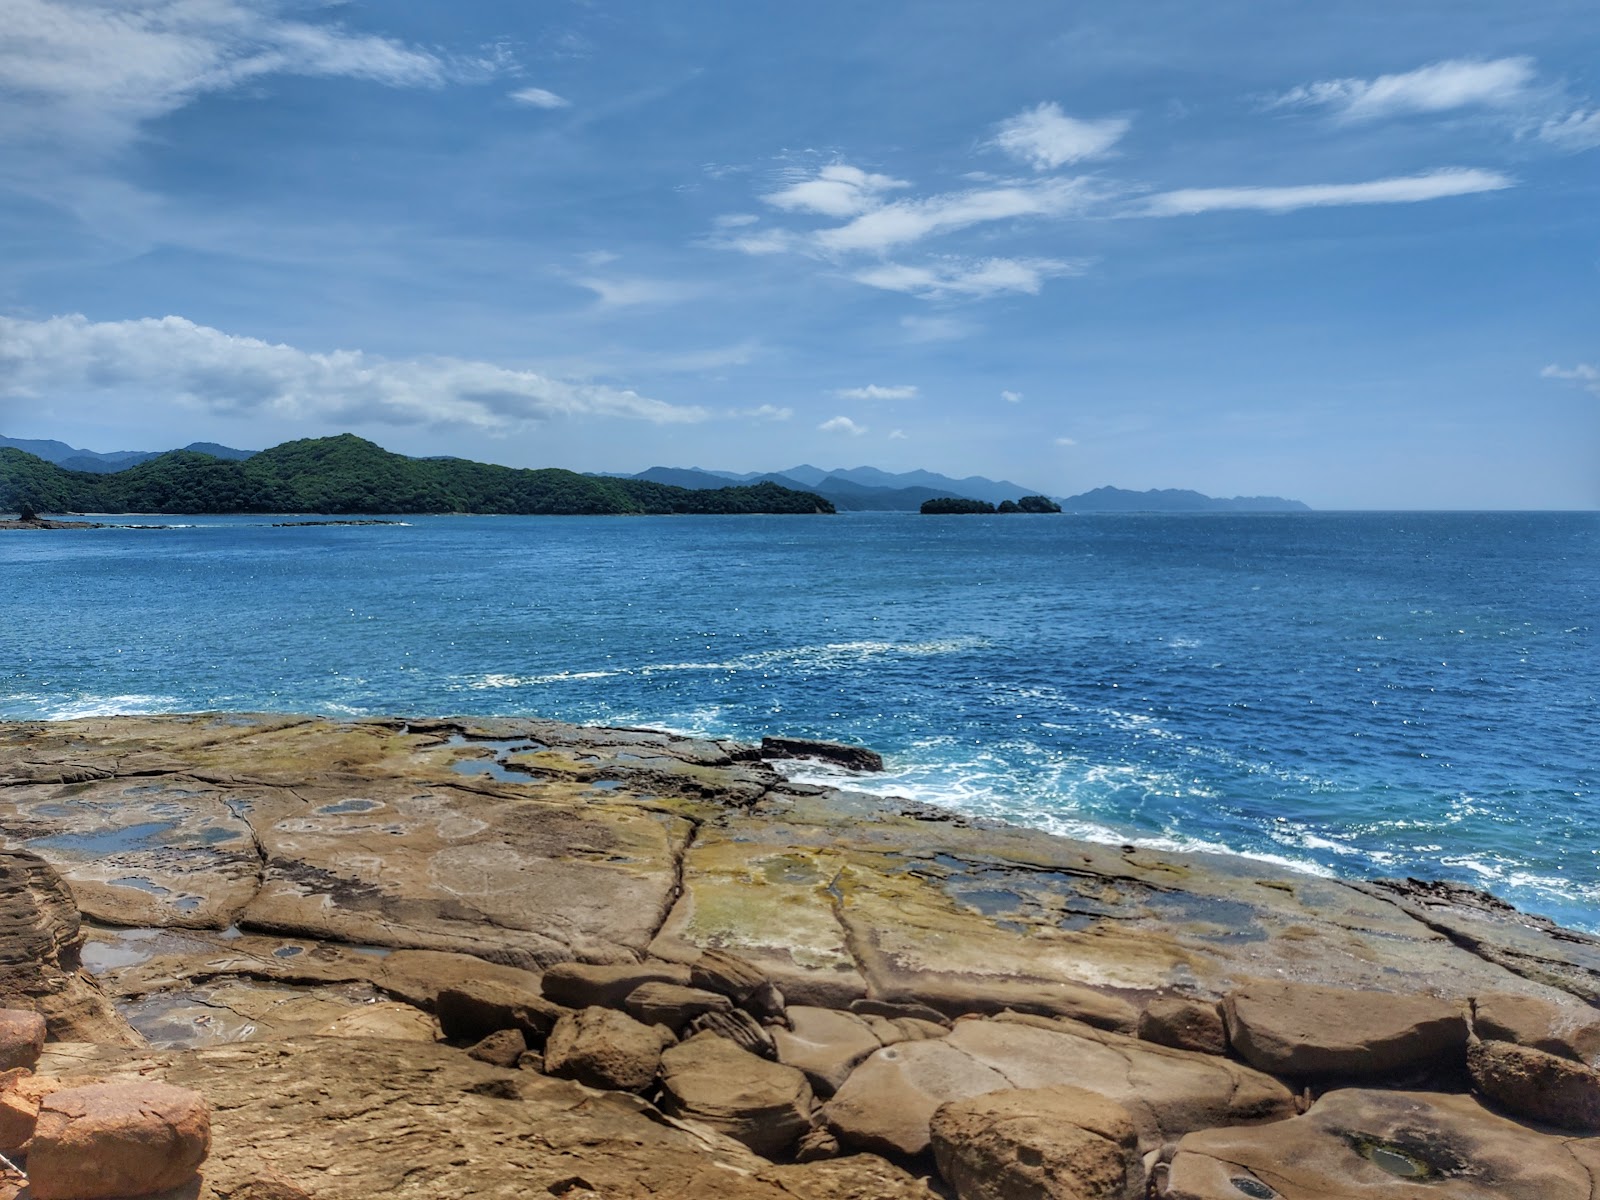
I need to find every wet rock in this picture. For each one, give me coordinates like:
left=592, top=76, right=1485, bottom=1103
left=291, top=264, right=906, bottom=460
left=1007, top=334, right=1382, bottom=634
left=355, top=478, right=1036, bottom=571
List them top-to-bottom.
left=760, top=737, right=884, bottom=772
left=541, top=960, right=690, bottom=1009
left=435, top=978, right=569, bottom=1045
left=1223, top=978, right=1467, bottom=1079
left=621, top=981, right=732, bottom=1032
left=1472, top=990, right=1600, bottom=1063
left=1138, top=998, right=1227, bottom=1057
left=544, top=1006, right=667, bottom=1092
left=687, top=1007, right=777, bottom=1058
left=0, top=1010, right=46, bottom=1071
left=825, top=1014, right=1293, bottom=1160
left=467, top=1028, right=528, bottom=1068
left=658, top=1032, right=815, bottom=1160
left=1468, top=1037, right=1600, bottom=1131
left=27, top=1080, right=211, bottom=1200
left=930, top=1086, right=1144, bottom=1200
left=1161, top=1087, right=1600, bottom=1199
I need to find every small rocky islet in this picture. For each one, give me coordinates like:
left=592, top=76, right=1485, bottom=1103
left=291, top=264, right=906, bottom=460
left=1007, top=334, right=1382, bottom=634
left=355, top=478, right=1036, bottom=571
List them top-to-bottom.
left=0, top=714, right=1596, bottom=1198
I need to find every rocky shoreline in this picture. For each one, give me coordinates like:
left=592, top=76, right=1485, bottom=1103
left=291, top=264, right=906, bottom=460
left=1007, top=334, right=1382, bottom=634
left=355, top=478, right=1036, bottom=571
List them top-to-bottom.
left=0, top=713, right=1596, bottom=1197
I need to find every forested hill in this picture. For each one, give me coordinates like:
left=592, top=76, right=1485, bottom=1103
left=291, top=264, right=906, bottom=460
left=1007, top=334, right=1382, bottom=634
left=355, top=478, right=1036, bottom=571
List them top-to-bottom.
left=0, top=435, right=835, bottom=516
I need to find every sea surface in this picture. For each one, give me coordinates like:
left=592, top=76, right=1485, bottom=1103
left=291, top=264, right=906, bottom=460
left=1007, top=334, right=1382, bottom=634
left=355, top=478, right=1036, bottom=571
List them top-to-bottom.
left=2, top=511, right=1595, bottom=931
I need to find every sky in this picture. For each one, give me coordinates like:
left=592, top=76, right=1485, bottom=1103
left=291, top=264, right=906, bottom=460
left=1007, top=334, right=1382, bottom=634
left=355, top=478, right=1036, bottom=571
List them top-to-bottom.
left=0, top=1, right=1597, bottom=508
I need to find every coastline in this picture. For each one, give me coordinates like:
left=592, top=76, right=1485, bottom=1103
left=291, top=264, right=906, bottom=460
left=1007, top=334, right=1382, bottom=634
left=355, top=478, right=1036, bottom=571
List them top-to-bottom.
left=3, top=711, right=1599, bottom=1196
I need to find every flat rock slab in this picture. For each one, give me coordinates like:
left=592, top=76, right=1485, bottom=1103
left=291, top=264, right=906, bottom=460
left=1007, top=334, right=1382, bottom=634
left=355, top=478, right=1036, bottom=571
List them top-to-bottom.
left=824, top=1013, right=1294, bottom=1159
left=37, top=1036, right=934, bottom=1199
left=1162, top=1087, right=1600, bottom=1199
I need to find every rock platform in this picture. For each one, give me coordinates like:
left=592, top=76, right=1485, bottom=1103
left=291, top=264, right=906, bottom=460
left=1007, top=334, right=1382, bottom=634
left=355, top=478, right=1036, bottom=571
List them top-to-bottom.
left=0, top=712, right=1596, bottom=1197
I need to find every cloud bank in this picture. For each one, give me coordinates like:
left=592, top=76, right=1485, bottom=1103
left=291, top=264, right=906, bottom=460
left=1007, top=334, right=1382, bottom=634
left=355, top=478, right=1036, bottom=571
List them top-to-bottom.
left=0, top=314, right=706, bottom=430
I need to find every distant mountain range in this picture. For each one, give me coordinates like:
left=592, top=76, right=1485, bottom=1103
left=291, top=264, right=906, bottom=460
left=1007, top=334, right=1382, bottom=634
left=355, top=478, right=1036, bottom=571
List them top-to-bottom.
left=0, top=435, right=256, bottom=474
left=1058, top=487, right=1310, bottom=513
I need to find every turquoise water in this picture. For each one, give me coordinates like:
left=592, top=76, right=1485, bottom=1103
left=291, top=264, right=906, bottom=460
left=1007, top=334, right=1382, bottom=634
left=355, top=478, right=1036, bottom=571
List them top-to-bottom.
left=2, top=511, right=1595, bottom=929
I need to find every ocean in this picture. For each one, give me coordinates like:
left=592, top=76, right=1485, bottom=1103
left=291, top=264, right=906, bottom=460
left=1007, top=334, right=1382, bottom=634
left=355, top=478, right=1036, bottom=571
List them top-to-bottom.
left=3, top=510, right=1594, bottom=931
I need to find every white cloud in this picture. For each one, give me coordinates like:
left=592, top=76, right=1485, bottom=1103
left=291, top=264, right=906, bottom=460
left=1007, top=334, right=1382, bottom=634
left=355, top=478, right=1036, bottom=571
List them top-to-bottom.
left=0, top=0, right=496, bottom=150
left=1270, top=57, right=1536, bottom=122
left=510, top=86, right=569, bottom=109
left=989, top=102, right=1130, bottom=169
left=1538, top=109, right=1600, bottom=151
left=762, top=164, right=909, bottom=218
left=1141, top=168, right=1513, bottom=216
left=815, top=179, right=1095, bottom=254
left=713, top=213, right=760, bottom=228
left=715, top=228, right=796, bottom=256
left=854, top=256, right=1083, bottom=299
left=576, top=277, right=698, bottom=308
left=0, top=313, right=705, bottom=430
left=900, top=315, right=977, bottom=343
left=1542, top=363, right=1600, bottom=395
left=834, top=384, right=918, bottom=401
left=1001, top=390, right=1022, bottom=403
left=730, top=403, right=793, bottom=421
left=818, top=416, right=867, bottom=436
left=888, top=429, right=908, bottom=440
left=1054, top=436, right=1078, bottom=446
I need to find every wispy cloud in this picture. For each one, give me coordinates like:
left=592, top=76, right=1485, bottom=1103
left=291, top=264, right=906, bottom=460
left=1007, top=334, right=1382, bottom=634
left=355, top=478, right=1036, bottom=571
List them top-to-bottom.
left=0, top=0, right=503, bottom=151
left=1269, top=57, right=1536, bottom=122
left=510, top=86, right=569, bottom=109
left=989, top=102, right=1130, bottom=169
left=1538, top=109, right=1600, bottom=152
left=763, top=164, right=909, bottom=218
left=1141, top=168, right=1513, bottom=216
left=815, top=179, right=1096, bottom=254
left=854, top=256, right=1083, bottom=299
left=575, top=276, right=699, bottom=308
left=0, top=314, right=705, bottom=430
left=900, top=315, right=977, bottom=343
left=1542, top=363, right=1600, bottom=395
left=834, top=384, right=918, bottom=401
left=1001, top=390, right=1022, bottom=403
left=730, top=403, right=793, bottom=421
left=818, top=415, right=867, bottom=435
left=888, top=429, right=908, bottom=440
left=1054, top=436, right=1078, bottom=446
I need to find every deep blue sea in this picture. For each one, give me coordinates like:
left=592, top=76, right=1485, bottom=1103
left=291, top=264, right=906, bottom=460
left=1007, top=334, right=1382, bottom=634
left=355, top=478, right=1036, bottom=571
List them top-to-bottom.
left=3, top=511, right=1595, bottom=931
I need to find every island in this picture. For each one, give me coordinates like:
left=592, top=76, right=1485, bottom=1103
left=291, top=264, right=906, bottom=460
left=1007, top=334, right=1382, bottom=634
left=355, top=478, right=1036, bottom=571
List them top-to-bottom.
left=0, top=434, right=835, bottom=517
left=920, top=495, right=1062, bottom=514
left=0, top=713, right=1594, bottom=1198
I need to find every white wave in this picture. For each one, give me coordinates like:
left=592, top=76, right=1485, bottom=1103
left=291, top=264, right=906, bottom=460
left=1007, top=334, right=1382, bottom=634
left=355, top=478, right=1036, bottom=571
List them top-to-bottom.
left=34, top=694, right=186, bottom=720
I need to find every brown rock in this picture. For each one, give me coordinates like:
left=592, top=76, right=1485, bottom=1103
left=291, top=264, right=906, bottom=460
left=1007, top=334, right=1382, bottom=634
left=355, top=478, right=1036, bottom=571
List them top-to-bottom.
left=690, top=948, right=771, bottom=1004
left=541, top=960, right=690, bottom=1009
left=435, top=978, right=568, bottom=1045
left=882, top=978, right=1139, bottom=1034
left=1223, top=979, right=1467, bottom=1079
left=621, top=981, right=732, bottom=1032
left=1472, top=991, right=1600, bottom=1063
left=851, top=997, right=951, bottom=1027
left=1138, top=998, right=1227, bottom=1056
left=315, top=1000, right=439, bottom=1043
left=544, top=1006, right=666, bottom=1092
left=773, top=1006, right=885, bottom=1096
left=687, top=1007, right=777, bottom=1058
left=0, top=1010, right=45, bottom=1071
left=825, top=1014, right=1293, bottom=1160
left=467, top=1028, right=528, bottom=1068
left=658, top=1032, right=815, bottom=1160
left=1468, top=1037, right=1600, bottom=1131
left=0, top=1072, right=63, bottom=1154
left=27, top=1081, right=211, bottom=1200
left=931, top=1086, right=1144, bottom=1200
left=1162, top=1087, right=1600, bottom=1199
left=0, top=1163, right=24, bottom=1200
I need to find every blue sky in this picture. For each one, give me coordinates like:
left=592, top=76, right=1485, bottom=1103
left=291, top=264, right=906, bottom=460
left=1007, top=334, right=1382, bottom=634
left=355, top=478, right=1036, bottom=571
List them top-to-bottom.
left=0, top=1, right=1596, bottom=508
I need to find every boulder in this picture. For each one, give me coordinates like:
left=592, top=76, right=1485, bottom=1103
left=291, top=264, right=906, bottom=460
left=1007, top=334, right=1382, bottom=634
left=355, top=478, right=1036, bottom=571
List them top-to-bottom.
left=760, top=737, right=884, bottom=772
left=541, top=960, right=690, bottom=1009
left=435, top=978, right=569, bottom=1044
left=1223, top=979, right=1467, bottom=1079
left=622, top=982, right=733, bottom=1032
left=1472, top=991, right=1600, bottom=1063
left=1138, top=998, right=1226, bottom=1057
left=544, top=1006, right=667, bottom=1092
left=687, top=1007, right=777, bottom=1058
left=773, top=1007, right=886, bottom=1095
left=0, top=1010, right=45, bottom=1071
left=825, top=1014, right=1293, bottom=1159
left=467, top=1028, right=528, bottom=1068
left=658, top=1032, right=815, bottom=1160
left=1468, top=1037, right=1600, bottom=1131
left=0, top=1072, right=63, bottom=1154
left=26, top=1081, right=211, bottom=1200
left=930, top=1086, right=1144, bottom=1200
left=1161, top=1087, right=1600, bottom=1199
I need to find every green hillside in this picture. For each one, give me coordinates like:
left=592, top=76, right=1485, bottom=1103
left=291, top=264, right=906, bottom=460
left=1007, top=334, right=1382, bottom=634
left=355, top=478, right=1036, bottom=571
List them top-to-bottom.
left=0, top=435, right=835, bottom=516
